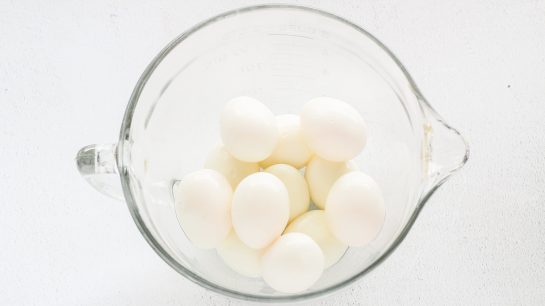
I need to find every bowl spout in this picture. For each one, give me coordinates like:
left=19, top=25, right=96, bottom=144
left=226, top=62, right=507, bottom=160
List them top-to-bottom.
left=420, top=102, right=469, bottom=197
left=76, top=143, right=124, bottom=200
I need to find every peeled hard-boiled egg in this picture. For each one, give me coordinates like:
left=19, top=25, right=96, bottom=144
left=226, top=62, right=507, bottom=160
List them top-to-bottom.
left=220, top=96, right=278, bottom=162
left=300, top=97, right=367, bottom=162
left=260, top=114, right=313, bottom=169
left=204, top=145, right=259, bottom=189
left=305, top=156, right=358, bottom=209
left=265, top=164, right=310, bottom=221
left=174, top=169, right=232, bottom=249
left=325, top=171, right=385, bottom=247
left=232, top=172, right=290, bottom=249
left=285, top=210, right=347, bottom=268
left=217, top=231, right=264, bottom=278
left=261, top=233, right=324, bottom=293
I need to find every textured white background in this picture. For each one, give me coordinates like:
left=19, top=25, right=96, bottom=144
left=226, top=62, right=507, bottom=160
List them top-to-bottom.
left=1, top=0, right=544, bottom=305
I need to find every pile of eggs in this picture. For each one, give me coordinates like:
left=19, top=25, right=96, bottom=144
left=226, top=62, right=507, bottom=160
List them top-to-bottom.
left=174, top=96, right=385, bottom=293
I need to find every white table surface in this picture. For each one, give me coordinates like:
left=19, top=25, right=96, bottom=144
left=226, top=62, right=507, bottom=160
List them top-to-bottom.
left=2, top=0, right=544, bottom=305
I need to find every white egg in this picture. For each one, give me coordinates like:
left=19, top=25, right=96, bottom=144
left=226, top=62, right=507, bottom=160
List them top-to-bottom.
left=220, top=96, right=278, bottom=162
left=300, top=97, right=367, bottom=162
left=260, top=114, right=313, bottom=169
left=204, top=145, right=259, bottom=189
left=305, top=156, right=358, bottom=209
left=265, top=164, right=310, bottom=221
left=174, top=169, right=232, bottom=249
left=325, top=171, right=385, bottom=247
left=232, top=172, right=290, bottom=249
left=285, top=210, right=347, bottom=268
left=217, top=231, right=264, bottom=278
left=261, top=233, right=324, bottom=293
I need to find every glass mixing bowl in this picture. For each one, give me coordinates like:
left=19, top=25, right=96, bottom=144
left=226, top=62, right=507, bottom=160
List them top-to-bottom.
left=76, top=5, right=469, bottom=302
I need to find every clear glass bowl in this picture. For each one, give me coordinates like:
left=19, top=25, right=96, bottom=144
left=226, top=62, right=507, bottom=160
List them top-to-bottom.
left=76, top=5, right=469, bottom=302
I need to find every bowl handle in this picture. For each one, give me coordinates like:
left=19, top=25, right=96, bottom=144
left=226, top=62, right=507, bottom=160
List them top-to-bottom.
left=420, top=102, right=470, bottom=199
left=76, top=143, right=124, bottom=201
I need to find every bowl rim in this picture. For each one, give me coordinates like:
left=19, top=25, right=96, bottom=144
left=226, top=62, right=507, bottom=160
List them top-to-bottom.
left=117, top=4, right=437, bottom=302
